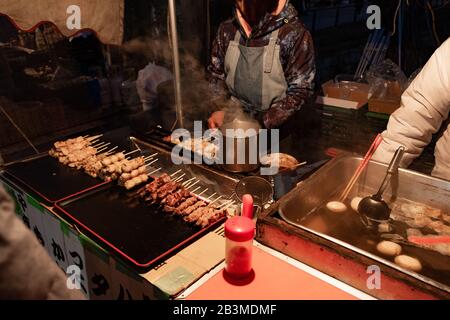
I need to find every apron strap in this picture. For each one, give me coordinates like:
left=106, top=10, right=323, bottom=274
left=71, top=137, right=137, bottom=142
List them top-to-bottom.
left=264, top=29, right=280, bottom=74
left=234, top=31, right=241, bottom=43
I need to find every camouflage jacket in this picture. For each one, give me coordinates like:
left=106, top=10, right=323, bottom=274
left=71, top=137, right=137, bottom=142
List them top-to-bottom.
left=208, top=3, right=316, bottom=129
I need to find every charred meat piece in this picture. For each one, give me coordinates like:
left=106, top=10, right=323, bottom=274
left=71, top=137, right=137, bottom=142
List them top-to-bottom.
left=138, top=174, right=170, bottom=197
left=156, top=181, right=181, bottom=200
left=164, top=189, right=191, bottom=207
left=174, top=197, right=198, bottom=215
left=182, top=201, right=207, bottom=218
left=185, top=206, right=212, bottom=223
left=197, top=209, right=227, bottom=227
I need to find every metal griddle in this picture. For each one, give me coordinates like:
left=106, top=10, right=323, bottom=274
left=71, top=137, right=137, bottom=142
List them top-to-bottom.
left=3, top=154, right=108, bottom=204
left=55, top=183, right=226, bottom=271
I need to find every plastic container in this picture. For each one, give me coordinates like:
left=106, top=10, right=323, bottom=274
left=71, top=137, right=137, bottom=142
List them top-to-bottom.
left=224, top=215, right=255, bottom=279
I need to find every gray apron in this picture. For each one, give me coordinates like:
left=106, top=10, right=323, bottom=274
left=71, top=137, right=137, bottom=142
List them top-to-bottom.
left=224, top=29, right=288, bottom=118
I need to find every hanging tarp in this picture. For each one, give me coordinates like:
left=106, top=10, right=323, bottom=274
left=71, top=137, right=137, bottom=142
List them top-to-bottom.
left=0, top=0, right=124, bottom=45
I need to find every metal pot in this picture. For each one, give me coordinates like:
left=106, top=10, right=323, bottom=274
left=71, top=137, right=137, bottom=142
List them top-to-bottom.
left=220, top=118, right=261, bottom=173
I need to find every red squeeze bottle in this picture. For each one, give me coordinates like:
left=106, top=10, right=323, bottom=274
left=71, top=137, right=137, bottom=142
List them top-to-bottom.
left=224, top=195, right=255, bottom=279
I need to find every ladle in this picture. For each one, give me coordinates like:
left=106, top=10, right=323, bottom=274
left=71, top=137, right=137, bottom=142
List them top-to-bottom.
left=358, top=146, right=405, bottom=222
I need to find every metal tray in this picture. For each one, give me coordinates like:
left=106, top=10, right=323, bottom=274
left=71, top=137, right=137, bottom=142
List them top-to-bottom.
left=3, top=153, right=108, bottom=204
left=276, top=154, right=450, bottom=296
left=54, top=182, right=226, bottom=271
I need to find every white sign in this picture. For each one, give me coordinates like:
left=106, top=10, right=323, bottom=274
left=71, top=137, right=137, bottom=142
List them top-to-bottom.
left=42, top=212, right=69, bottom=272
left=64, top=228, right=90, bottom=299
left=84, top=242, right=113, bottom=300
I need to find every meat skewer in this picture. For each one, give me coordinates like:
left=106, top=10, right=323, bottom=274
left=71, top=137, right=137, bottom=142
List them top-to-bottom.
left=135, top=171, right=232, bottom=227
left=124, top=174, right=149, bottom=190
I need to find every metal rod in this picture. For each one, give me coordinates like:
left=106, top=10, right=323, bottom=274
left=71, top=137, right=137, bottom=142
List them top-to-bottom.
left=168, top=0, right=184, bottom=129
left=354, top=32, right=373, bottom=80
left=0, top=103, right=39, bottom=154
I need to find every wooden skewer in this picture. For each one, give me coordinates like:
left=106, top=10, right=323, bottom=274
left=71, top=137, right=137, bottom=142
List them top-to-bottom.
left=87, top=134, right=103, bottom=141
left=90, top=139, right=100, bottom=145
left=92, top=141, right=107, bottom=148
left=94, top=142, right=110, bottom=149
left=97, top=146, right=110, bottom=153
left=104, top=146, right=119, bottom=155
left=125, top=149, right=141, bottom=157
left=144, top=152, right=158, bottom=160
left=146, top=158, right=159, bottom=167
left=148, top=167, right=162, bottom=176
left=170, top=169, right=182, bottom=177
left=174, top=173, right=186, bottom=182
left=174, top=177, right=184, bottom=183
left=181, top=177, right=196, bottom=186
left=185, top=180, right=200, bottom=189
left=191, top=186, right=201, bottom=194
left=197, top=188, right=208, bottom=197
left=206, top=192, right=217, bottom=201
left=208, top=195, right=223, bottom=206
left=218, top=199, right=234, bottom=209
left=222, top=201, right=236, bottom=210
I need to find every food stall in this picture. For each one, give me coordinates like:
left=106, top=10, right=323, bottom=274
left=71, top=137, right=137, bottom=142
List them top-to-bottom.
left=1, top=0, right=450, bottom=302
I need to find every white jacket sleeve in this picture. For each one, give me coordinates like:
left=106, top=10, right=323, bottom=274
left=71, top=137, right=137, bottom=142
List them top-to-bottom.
left=372, top=38, right=450, bottom=167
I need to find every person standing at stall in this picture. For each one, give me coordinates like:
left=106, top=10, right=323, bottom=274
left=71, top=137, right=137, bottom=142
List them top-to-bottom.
left=207, top=0, right=316, bottom=129
left=372, top=38, right=450, bottom=181
left=0, top=186, right=85, bottom=299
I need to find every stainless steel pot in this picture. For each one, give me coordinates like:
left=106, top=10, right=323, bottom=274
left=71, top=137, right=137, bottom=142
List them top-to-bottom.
left=220, top=118, right=261, bottom=173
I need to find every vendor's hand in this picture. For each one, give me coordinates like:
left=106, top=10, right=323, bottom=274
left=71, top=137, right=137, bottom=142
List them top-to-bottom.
left=208, top=111, right=225, bottom=129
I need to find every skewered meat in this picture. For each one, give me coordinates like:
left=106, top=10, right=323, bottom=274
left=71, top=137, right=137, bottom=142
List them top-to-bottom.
left=101, top=152, right=124, bottom=166
left=122, top=157, right=145, bottom=173
left=119, top=165, right=147, bottom=184
left=137, top=173, right=230, bottom=228
left=124, top=174, right=149, bottom=190
left=138, top=174, right=171, bottom=197
left=156, top=181, right=181, bottom=200
left=163, top=189, right=191, bottom=207
left=173, top=197, right=198, bottom=215
left=183, top=201, right=207, bottom=218
left=184, top=204, right=209, bottom=221
left=197, top=208, right=227, bottom=227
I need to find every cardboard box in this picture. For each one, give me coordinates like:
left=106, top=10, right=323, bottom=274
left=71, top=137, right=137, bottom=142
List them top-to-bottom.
left=368, top=79, right=402, bottom=114
left=318, top=80, right=369, bottom=110
left=368, top=97, right=400, bottom=115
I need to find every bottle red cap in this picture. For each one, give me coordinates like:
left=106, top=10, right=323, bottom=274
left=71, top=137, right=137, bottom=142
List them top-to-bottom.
left=242, top=194, right=254, bottom=219
left=225, top=216, right=255, bottom=242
